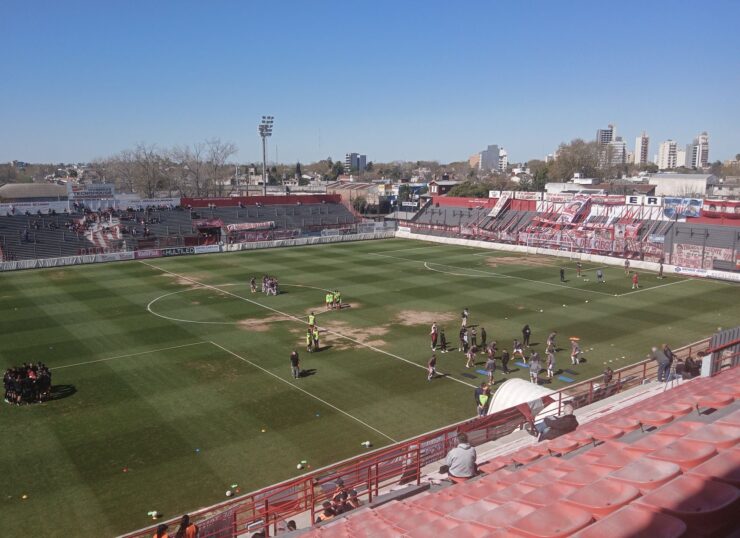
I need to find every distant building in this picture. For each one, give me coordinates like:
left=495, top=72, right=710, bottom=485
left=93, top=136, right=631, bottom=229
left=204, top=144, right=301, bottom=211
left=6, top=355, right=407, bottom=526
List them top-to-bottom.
left=596, top=124, right=615, bottom=146
left=634, top=132, right=649, bottom=166
left=685, top=132, right=709, bottom=169
left=606, top=137, right=627, bottom=166
left=657, top=140, right=678, bottom=170
left=479, top=145, right=500, bottom=171
left=498, top=148, right=508, bottom=172
left=676, top=149, right=687, bottom=168
left=344, top=153, right=367, bottom=173
left=468, top=153, right=481, bottom=169
left=650, top=173, right=717, bottom=197
left=428, top=180, right=460, bottom=196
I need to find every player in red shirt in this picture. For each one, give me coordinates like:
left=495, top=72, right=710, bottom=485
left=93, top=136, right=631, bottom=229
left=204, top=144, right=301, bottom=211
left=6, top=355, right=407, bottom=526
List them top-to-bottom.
left=632, top=272, right=639, bottom=289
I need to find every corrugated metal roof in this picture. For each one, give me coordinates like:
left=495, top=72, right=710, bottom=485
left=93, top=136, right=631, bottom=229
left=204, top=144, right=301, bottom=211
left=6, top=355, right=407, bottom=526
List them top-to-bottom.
left=0, top=183, right=67, bottom=199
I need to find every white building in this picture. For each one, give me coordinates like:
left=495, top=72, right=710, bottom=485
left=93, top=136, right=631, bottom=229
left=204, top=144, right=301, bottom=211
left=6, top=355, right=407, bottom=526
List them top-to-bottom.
left=634, top=132, right=649, bottom=165
left=685, top=132, right=709, bottom=169
left=657, top=140, right=678, bottom=170
left=498, top=148, right=508, bottom=172
left=676, top=149, right=687, bottom=168
left=650, top=173, right=718, bottom=197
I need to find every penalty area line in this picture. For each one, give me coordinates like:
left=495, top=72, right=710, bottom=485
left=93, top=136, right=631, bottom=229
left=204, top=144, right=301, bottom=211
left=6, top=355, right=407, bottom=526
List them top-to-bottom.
left=210, top=341, right=398, bottom=443
left=51, top=342, right=211, bottom=370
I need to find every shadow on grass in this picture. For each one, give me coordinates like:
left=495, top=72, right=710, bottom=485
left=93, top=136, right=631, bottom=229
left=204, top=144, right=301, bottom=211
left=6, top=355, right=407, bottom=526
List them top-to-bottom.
left=299, top=369, right=317, bottom=378
left=50, top=384, right=77, bottom=401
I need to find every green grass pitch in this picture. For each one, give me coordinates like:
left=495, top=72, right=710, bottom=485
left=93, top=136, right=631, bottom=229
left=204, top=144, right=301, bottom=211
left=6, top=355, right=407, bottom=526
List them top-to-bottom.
left=1, top=238, right=738, bottom=535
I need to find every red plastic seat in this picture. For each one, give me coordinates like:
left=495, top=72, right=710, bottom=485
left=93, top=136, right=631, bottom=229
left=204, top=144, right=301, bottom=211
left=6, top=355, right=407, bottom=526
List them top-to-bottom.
left=697, top=394, right=734, bottom=412
left=659, top=401, right=695, bottom=417
left=716, top=408, right=740, bottom=427
left=636, top=410, right=675, bottom=428
left=601, top=415, right=642, bottom=432
left=656, top=420, right=705, bottom=437
left=580, top=423, right=624, bottom=441
left=683, top=423, right=740, bottom=449
left=555, top=429, right=597, bottom=448
left=624, top=433, right=679, bottom=454
left=542, top=436, right=581, bottom=455
left=646, top=438, right=717, bottom=471
left=586, top=440, right=633, bottom=458
left=511, top=447, right=544, bottom=466
left=593, top=447, right=645, bottom=469
left=688, top=449, right=740, bottom=486
left=527, top=456, right=576, bottom=473
left=478, top=458, right=509, bottom=474
left=610, top=458, right=682, bottom=493
left=558, top=463, right=614, bottom=486
left=492, top=468, right=537, bottom=487
left=520, top=468, right=569, bottom=488
left=636, top=474, right=740, bottom=536
left=454, top=478, right=505, bottom=500
left=563, top=478, right=641, bottom=519
left=486, top=482, right=536, bottom=503
left=518, top=482, right=579, bottom=508
left=410, top=493, right=471, bottom=514
left=448, top=498, right=501, bottom=522
left=477, top=501, right=537, bottom=528
left=508, top=503, right=593, bottom=537
left=570, top=505, right=687, bottom=538
left=406, top=516, right=462, bottom=537
left=436, top=521, right=500, bottom=538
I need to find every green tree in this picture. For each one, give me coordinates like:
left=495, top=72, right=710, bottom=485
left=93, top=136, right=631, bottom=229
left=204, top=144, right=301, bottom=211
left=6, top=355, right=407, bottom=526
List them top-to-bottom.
left=549, top=139, right=601, bottom=181
left=735, top=153, right=740, bottom=161
left=527, top=159, right=550, bottom=191
left=329, top=160, right=344, bottom=181
left=365, top=161, right=374, bottom=172
left=447, top=181, right=492, bottom=198
left=397, top=184, right=411, bottom=202
left=352, top=195, right=367, bottom=213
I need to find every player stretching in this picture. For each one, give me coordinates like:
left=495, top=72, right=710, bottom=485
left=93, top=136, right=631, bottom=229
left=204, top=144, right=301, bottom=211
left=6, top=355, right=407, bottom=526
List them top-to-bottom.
left=325, top=292, right=333, bottom=310
left=306, top=329, right=313, bottom=353
left=570, top=338, right=582, bottom=365
left=512, top=339, right=526, bottom=363
left=546, top=345, right=556, bottom=379
left=427, top=354, right=437, bottom=381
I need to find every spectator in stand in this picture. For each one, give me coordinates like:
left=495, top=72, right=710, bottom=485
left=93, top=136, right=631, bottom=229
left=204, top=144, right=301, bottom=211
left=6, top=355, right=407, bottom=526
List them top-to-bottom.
left=650, top=346, right=671, bottom=382
left=682, top=356, right=700, bottom=378
left=603, top=366, right=614, bottom=385
left=527, top=402, right=579, bottom=442
left=444, top=433, right=477, bottom=483
left=314, top=501, right=335, bottom=524
left=174, top=515, right=198, bottom=538
left=286, top=521, right=297, bottom=531
left=153, top=523, right=169, bottom=538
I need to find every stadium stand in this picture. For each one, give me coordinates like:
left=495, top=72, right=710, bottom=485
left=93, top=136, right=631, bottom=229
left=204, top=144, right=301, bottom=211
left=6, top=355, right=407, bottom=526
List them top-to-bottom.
left=0, top=199, right=358, bottom=261
left=298, top=366, right=740, bottom=538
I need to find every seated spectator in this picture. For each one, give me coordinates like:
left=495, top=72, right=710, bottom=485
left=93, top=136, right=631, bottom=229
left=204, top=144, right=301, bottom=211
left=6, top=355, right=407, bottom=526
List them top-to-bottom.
left=681, top=356, right=700, bottom=378
left=527, top=402, right=579, bottom=442
left=444, top=432, right=477, bottom=482
left=346, top=489, right=361, bottom=509
left=314, top=501, right=335, bottom=524
left=174, top=514, right=197, bottom=538
left=286, top=521, right=297, bottom=531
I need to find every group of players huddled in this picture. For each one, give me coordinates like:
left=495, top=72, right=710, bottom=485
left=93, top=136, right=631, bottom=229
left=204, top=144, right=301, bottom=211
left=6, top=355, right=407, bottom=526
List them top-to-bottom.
left=250, top=275, right=280, bottom=295
left=427, top=308, right=584, bottom=385
left=4, top=362, right=52, bottom=405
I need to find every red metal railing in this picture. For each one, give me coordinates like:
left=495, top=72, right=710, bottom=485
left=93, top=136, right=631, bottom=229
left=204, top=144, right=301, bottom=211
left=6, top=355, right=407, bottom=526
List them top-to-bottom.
left=122, top=337, right=721, bottom=538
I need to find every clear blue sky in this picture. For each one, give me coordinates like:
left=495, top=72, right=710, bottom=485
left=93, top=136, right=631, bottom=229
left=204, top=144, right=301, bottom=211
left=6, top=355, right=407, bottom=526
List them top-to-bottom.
left=2, top=0, right=739, bottom=165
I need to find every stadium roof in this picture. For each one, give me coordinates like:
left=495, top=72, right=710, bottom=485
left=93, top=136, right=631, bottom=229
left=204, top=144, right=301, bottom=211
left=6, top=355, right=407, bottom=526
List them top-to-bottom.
left=0, top=183, right=67, bottom=200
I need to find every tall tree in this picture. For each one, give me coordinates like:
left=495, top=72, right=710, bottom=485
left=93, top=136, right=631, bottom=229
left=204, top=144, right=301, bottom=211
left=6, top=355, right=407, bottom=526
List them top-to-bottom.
left=206, top=138, right=237, bottom=196
left=549, top=139, right=601, bottom=181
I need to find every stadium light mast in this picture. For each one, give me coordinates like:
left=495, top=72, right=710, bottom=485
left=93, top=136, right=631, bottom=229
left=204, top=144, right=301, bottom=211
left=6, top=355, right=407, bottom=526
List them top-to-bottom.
left=259, top=116, right=274, bottom=196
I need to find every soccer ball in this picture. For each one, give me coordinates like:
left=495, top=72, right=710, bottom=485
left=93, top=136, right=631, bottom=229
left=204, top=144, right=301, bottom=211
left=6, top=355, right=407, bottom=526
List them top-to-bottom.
left=297, top=463, right=303, bottom=470
left=225, top=490, right=233, bottom=497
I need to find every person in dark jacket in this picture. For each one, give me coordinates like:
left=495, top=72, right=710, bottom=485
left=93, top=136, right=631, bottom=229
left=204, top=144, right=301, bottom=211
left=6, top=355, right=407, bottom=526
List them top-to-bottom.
left=528, top=403, right=578, bottom=442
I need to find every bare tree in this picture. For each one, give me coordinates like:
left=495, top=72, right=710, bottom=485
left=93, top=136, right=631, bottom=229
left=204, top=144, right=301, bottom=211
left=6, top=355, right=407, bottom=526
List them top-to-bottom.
left=205, top=138, right=237, bottom=196
left=171, top=142, right=208, bottom=196
left=131, top=143, right=166, bottom=198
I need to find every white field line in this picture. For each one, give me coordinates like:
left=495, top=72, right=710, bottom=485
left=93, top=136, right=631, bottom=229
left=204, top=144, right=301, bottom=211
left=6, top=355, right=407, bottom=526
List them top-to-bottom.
left=372, top=244, right=454, bottom=254
left=139, top=261, right=476, bottom=389
left=618, top=278, right=694, bottom=296
left=146, top=284, right=329, bottom=326
left=210, top=341, right=398, bottom=442
left=51, top=342, right=211, bottom=370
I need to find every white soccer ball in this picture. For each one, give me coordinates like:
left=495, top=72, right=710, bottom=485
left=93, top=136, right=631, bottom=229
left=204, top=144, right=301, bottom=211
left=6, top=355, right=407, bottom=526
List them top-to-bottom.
left=539, top=309, right=543, bottom=313
left=297, top=463, right=303, bottom=470
left=225, top=490, right=233, bottom=497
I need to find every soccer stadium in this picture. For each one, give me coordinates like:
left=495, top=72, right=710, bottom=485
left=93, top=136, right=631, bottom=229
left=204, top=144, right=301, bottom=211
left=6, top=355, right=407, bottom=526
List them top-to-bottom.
left=1, top=190, right=739, bottom=537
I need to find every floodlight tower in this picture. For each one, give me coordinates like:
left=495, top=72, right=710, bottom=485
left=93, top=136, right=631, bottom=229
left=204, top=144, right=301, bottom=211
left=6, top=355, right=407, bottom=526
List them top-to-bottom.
left=259, top=116, right=274, bottom=196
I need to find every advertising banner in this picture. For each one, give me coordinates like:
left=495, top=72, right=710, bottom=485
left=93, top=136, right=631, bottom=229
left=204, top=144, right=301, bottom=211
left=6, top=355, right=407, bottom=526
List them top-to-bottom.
left=67, top=183, right=115, bottom=199
left=514, top=191, right=543, bottom=201
left=545, top=193, right=574, bottom=203
left=590, top=194, right=627, bottom=205
left=663, top=198, right=702, bottom=219
left=557, top=200, right=584, bottom=224
left=702, top=200, right=740, bottom=219
left=0, top=201, right=70, bottom=216
left=192, top=218, right=224, bottom=228
left=226, top=221, right=275, bottom=232
left=648, top=234, right=665, bottom=243
left=672, top=243, right=703, bottom=268
left=193, top=244, right=221, bottom=254
left=702, top=246, right=734, bottom=269
left=162, top=247, right=196, bottom=257
left=134, top=249, right=163, bottom=259
left=95, top=252, right=135, bottom=263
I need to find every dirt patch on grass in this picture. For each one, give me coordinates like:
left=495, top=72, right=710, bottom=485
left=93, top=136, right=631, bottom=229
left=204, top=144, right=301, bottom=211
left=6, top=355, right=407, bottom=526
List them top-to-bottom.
left=485, top=256, right=556, bottom=268
left=46, top=271, right=67, bottom=281
left=159, top=273, right=202, bottom=288
left=304, top=302, right=362, bottom=315
left=395, top=310, right=456, bottom=326
left=238, top=314, right=292, bottom=332
left=319, top=320, right=389, bottom=350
